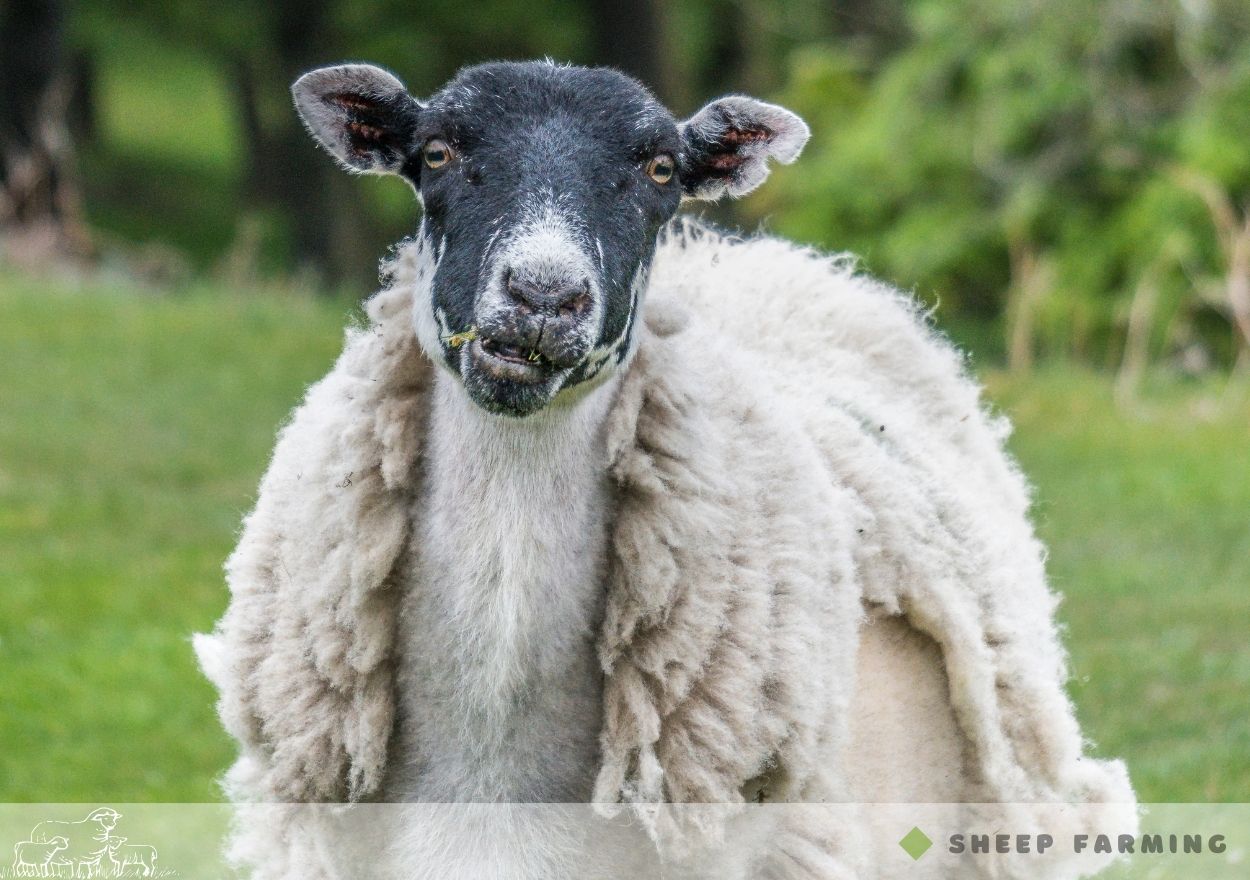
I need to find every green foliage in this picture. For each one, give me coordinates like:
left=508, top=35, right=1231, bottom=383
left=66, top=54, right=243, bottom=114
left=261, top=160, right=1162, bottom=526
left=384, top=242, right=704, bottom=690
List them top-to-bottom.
left=53, top=0, right=1250, bottom=365
left=762, top=0, right=1250, bottom=367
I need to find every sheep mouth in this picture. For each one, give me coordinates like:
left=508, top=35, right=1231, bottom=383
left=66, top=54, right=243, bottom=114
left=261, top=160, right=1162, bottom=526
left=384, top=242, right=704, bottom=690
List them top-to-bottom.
left=461, top=337, right=571, bottom=416
left=467, top=337, right=560, bottom=386
left=480, top=337, right=550, bottom=367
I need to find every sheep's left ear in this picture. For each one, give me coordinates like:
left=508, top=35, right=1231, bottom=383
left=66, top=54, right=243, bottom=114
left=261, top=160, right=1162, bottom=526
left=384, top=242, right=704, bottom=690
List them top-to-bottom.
left=292, top=63, right=424, bottom=176
left=678, top=96, right=809, bottom=200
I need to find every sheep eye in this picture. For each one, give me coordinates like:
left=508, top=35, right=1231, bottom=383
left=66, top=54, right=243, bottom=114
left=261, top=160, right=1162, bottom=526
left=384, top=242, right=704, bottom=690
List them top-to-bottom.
left=422, top=138, right=454, bottom=169
left=646, top=154, right=675, bottom=185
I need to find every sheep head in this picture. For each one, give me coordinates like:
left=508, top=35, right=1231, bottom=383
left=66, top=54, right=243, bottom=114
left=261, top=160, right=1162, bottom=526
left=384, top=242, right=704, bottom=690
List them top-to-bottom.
left=293, top=60, right=809, bottom=416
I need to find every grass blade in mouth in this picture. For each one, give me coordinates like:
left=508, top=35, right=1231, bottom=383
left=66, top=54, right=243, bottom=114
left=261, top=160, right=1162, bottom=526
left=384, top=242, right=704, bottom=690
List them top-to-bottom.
left=443, top=326, right=478, bottom=348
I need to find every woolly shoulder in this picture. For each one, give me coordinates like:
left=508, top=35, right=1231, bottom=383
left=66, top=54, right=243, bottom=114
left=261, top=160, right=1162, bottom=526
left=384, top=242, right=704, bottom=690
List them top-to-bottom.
left=649, top=219, right=1032, bottom=520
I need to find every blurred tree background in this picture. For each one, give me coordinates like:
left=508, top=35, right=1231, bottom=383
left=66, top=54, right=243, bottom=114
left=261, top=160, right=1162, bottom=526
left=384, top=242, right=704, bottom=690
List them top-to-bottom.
left=3, top=0, right=1250, bottom=375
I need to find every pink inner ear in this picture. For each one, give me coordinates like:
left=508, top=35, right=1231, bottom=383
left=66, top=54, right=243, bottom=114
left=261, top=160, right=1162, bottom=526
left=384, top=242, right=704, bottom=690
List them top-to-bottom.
left=324, top=92, right=401, bottom=159
left=326, top=92, right=378, bottom=112
left=347, top=121, right=387, bottom=141
left=705, top=126, right=772, bottom=174
left=722, top=126, right=772, bottom=145
left=707, top=153, right=745, bottom=172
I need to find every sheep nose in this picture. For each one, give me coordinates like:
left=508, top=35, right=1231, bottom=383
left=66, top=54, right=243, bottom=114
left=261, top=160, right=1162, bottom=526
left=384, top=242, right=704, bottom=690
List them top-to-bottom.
left=505, top=271, right=593, bottom=319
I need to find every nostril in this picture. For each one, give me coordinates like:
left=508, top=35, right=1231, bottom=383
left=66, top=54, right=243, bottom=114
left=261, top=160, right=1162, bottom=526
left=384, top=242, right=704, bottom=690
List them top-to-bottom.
left=505, top=272, right=536, bottom=314
left=560, top=290, right=592, bottom=317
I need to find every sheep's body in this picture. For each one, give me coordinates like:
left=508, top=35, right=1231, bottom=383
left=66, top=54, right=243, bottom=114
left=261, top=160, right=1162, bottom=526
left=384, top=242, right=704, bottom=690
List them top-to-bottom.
left=197, top=222, right=1135, bottom=879
left=379, top=224, right=982, bottom=816
left=110, top=843, right=158, bottom=877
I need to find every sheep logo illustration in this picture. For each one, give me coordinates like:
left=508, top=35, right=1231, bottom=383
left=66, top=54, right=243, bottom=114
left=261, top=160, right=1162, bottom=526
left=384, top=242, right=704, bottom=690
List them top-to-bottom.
left=7, top=808, right=167, bottom=878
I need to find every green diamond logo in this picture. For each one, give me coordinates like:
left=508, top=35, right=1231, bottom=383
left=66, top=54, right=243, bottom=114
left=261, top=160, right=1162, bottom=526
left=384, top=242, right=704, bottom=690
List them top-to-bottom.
left=899, top=826, right=933, bottom=861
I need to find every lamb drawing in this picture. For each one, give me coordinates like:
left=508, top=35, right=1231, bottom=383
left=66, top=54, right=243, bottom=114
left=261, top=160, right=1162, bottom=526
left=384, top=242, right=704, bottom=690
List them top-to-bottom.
left=194, top=60, right=1136, bottom=878
left=12, top=837, right=67, bottom=878
left=104, top=840, right=157, bottom=878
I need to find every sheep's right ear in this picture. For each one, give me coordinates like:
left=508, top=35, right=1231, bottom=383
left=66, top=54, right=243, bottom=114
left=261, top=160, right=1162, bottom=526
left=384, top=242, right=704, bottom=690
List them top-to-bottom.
left=292, top=64, right=424, bottom=176
left=678, top=96, right=809, bottom=200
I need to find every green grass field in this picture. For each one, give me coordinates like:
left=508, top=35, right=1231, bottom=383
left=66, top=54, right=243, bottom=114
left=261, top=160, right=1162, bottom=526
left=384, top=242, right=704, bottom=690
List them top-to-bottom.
left=1, top=272, right=1246, bottom=803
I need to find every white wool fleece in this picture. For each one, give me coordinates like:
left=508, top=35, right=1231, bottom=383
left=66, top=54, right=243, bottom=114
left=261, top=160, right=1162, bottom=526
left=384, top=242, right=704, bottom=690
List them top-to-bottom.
left=195, top=220, right=1134, bottom=879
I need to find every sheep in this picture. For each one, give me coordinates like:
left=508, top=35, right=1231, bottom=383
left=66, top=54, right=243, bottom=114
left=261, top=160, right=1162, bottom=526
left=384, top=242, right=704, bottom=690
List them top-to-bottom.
left=195, top=60, right=1136, bottom=878
left=27, top=809, right=119, bottom=878
left=12, top=837, right=67, bottom=878
left=102, top=839, right=158, bottom=878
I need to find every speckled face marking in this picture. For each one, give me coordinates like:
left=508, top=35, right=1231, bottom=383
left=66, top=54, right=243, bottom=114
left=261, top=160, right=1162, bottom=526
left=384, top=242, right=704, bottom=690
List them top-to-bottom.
left=293, top=60, right=809, bottom=416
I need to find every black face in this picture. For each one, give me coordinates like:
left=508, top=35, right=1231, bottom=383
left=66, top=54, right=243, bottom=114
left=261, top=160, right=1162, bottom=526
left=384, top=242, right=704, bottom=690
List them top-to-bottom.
left=293, top=59, right=808, bottom=416
left=407, top=63, right=683, bottom=416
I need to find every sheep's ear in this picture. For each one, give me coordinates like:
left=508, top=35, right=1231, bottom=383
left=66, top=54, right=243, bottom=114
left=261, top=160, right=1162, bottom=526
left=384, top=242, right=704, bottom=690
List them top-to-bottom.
left=292, top=64, right=424, bottom=176
left=678, top=96, right=809, bottom=200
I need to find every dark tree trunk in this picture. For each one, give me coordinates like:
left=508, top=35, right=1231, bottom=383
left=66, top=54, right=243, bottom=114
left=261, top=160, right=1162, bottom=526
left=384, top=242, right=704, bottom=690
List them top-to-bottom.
left=0, top=0, right=90, bottom=263
left=225, top=0, right=381, bottom=287
left=269, top=0, right=337, bottom=272
left=585, top=0, right=676, bottom=104
left=701, top=0, right=751, bottom=97
left=830, top=0, right=909, bottom=60
left=66, top=47, right=97, bottom=145
left=228, top=54, right=274, bottom=204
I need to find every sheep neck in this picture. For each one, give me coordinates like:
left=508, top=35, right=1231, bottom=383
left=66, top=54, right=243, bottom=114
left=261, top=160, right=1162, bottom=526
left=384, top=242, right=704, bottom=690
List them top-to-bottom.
left=386, top=369, right=618, bottom=802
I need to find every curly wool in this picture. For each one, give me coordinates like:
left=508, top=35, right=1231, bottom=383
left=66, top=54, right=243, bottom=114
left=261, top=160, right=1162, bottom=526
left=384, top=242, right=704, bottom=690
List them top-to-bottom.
left=195, top=221, right=1133, bottom=877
